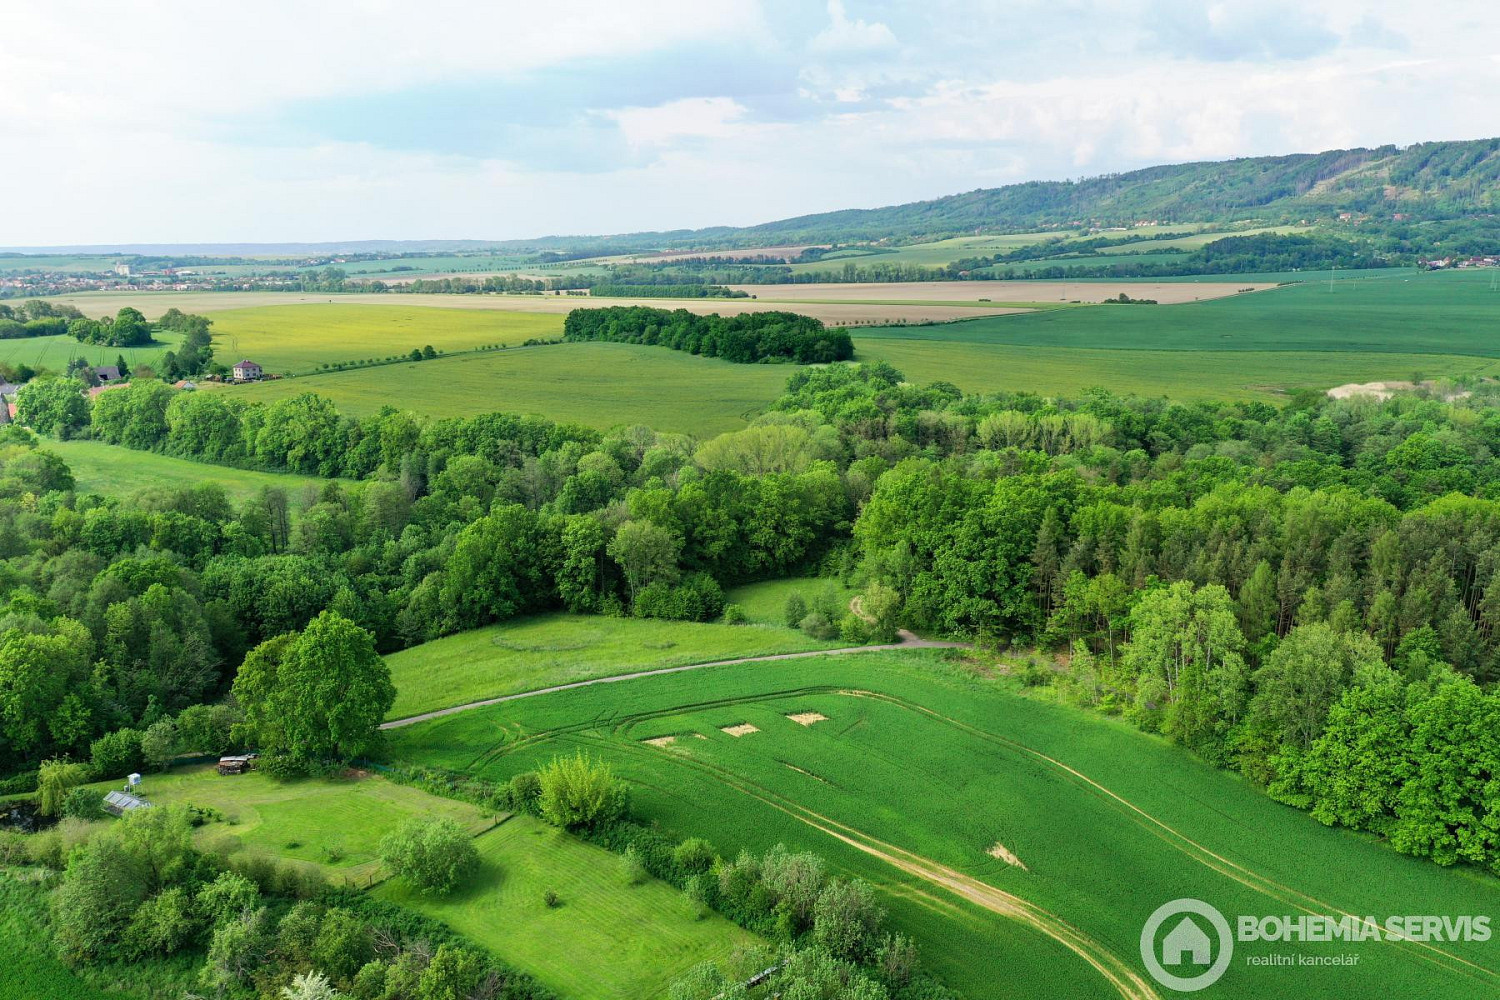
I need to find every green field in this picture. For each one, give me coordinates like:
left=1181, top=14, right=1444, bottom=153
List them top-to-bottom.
left=853, top=268, right=1500, bottom=398
left=207, top=303, right=562, bottom=373
left=0, top=331, right=186, bottom=376
left=222, top=341, right=793, bottom=433
left=46, top=439, right=334, bottom=507
left=723, top=576, right=857, bottom=626
left=384, top=611, right=846, bottom=720
left=386, top=648, right=1500, bottom=1000
left=86, top=765, right=495, bottom=884
left=378, top=815, right=756, bottom=1000
left=0, top=875, right=149, bottom=1000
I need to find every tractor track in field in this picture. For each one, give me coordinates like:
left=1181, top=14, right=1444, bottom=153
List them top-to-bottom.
left=470, top=681, right=1499, bottom=992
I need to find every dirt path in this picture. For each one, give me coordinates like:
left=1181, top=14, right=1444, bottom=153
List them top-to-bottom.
left=379, top=631, right=967, bottom=730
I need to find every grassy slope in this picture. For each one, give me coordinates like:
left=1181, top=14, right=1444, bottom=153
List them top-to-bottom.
left=207, top=304, right=562, bottom=373
left=0, top=332, right=184, bottom=376
left=221, top=342, right=791, bottom=434
left=46, top=439, right=333, bottom=508
left=723, top=576, right=856, bottom=627
left=385, top=612, right=844, bottom=720
left=385, top=649, right=1500, bottom=1000
left=86, top=765, right=494, bottom=885
left=378, top=815, right=756, bottom=1000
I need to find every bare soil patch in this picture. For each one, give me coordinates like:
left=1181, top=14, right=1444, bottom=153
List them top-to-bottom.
left=728, top=280, right=1275, bottom=305
left=1327, top=379, right=1471, bottom=401
left=787, top=712, right=829, bottom=726
left=721, top=723, right=759, bottom=737
left=643, top=735, right=677, bottom=748
left=784, top=763, right=829, bottom=783
left=987, top=841, right=1029, bottom=871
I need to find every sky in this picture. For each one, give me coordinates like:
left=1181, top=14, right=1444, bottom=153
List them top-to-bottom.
left=2, top=0, right=1498, bottom=245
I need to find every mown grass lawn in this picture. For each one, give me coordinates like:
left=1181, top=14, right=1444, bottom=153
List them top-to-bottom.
left=45, top=439, right=336, bottom=508
left=384, top=612, right=845, bottom=720
left=85, top=765, right=496, bottom=885
left=378, top=815, right=757, bottom=1000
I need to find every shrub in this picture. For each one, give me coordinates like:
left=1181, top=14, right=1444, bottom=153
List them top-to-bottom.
left=784, top=592, right=808, bottom=628
left=721, top=603, right=747, bottom=625
left=798, top=612, right=837, bottom=641
left=839, top=612, right=870, bottom=644
left=90, top=728, right=144, bottom=779
left=537, top=752, right=627, bottom=830
left=37, top=759, right=91, bottom=817
left=506, top=771, right=542, bottom=814
left=62, top=786, right=105, bottom=820
left=378, top=817, right=480, bottom=894
left=673, top=837, right=718, bottom=876
left=620, top=844, right=648, bottom=885
left=813, top=879, right=886, bottom=962
left=544, top=889, right=561, bottom=908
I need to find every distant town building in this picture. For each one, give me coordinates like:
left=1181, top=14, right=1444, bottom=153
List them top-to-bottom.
left=113, top=263, right=132, bottom=276
left=233, top=360, right=263, bottom=381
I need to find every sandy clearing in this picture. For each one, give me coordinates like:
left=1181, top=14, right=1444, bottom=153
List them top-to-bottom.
left=727, top=280, right=1276, bottom=305
left=41, top=290, right=1028, bottom=326
left=1327, top=379, right=1471, bottom=401
left=787, top=712, right=829, bottom=726
left=721, top=723, right=759, bottom=737
left=643, top=735, right=677, bottom=748
left=987, top=841, right=1029, bottom=871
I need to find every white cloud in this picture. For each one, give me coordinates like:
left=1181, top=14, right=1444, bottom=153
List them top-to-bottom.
left=1, top=0, right=1499, bottom=243
left=809, top=1, right=897, bottom=54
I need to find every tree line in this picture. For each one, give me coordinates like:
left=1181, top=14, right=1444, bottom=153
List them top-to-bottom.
left=563, top=306, right=854, bottom=364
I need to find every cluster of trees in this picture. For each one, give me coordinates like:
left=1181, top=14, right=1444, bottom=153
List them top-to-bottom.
left=0, top=299, right=86, bottom=340
left=68, top=306, right=154, bottom=347
left=563, top=306, right=854, bottom=364
left=155, top=307, right=216, bottom=377
left=4, top=805, right=552, bottom=1000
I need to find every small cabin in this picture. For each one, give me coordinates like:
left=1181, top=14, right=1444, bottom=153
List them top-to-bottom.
left=217, top=754, right=256, bottom=775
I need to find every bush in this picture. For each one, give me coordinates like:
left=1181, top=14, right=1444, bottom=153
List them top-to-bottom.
left=634, top=573, right=726, bottom=622
left=784, top=592, right=808, bottom=628
left=721, top=603, right=747, bottom=625
left=798, top=612, right=837, bottom=641
left=839, top=613, right=870, bottom=644
left=141, top=718, right=179, bottom=771
left=90, top=728, right=144, bottom=779
left=537, top=753, right=627, bottom=829
left=37, top=759, right=91, bottom=817
left=0, top=769, right=38, bottom=795
left=506, top=771, right=542, bottom=814
left=62, top=787, right=105, bottom=821
left=378, top=817, right=480, bottom=894
left=673, top=837, right=718, bottom=876
left=620, top=844, right=648, bottom=885
left=813, top=879, right=886, bottom=962
left=544, top=889, right=561, bottom=908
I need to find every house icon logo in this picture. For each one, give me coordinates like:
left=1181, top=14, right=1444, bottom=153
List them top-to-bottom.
left=1140, top=899, right=1233, bottom=991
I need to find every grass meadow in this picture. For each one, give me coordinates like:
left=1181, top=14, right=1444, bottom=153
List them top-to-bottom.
left=222, top=342, right=793, bottom=433
left=46, top=439, right=335, bottom=507
left=723, top=575, right=857, bottom=627
left=384, top=611, right=844, bottom=720
left=385, top=648, right=1500, bottom=1000
left=83, top=765, right=495, bottom=884
left=378, top=815, right=756, bottom=1000
left=0, top=876, right=147, bottom=1000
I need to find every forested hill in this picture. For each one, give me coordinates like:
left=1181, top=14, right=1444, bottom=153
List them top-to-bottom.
left=725, top=138, right=1500, bottom=243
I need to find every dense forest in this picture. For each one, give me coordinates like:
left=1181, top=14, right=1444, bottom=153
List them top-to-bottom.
left=562, top=306, right=854, bottom=364
left=3, top=358, right=1500, bottom=881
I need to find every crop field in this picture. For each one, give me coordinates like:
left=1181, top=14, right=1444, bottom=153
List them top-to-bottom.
left=852, top=268, right=1500, bottom=398
left=728, top=280, right=1273, bottom=305
left=206, top=304, right=563, bottom=373
left=0, top=331, right=186, bottom=375
left=221, top=341, right=791, bottom=433
left=46, top=439, right=335, bottom=507
left=384, top=611, right=845, bottom=721
left=385, top=648, right=1500, bottom=1000
left=84, top=765, right=495, bottom=884
left=378, top=815, right=756, bottom=1000
left=0, top=876, right=145, bottom=1000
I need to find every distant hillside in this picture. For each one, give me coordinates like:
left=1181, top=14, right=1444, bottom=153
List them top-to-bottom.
left=728, top=139, right=1500, bottom=244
